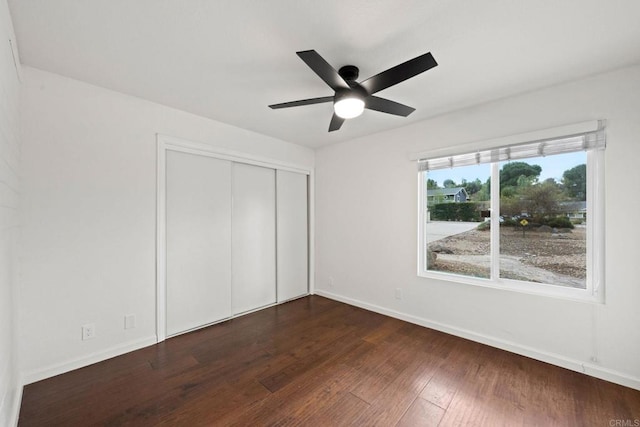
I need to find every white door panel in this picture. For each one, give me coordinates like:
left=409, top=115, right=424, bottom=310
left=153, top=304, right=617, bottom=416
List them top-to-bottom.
left=166, top=151, right=232, bottom=335
left=232, top=163, right=277, bottom=314
left=276, top=170, right=308, bottom=302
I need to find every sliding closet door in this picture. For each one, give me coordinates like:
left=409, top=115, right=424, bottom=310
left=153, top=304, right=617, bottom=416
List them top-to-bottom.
left=165, top=151, right=232, bottom=336
left=232, top=163, right=276, bottom=314
left=276, top=170, right=308, bottom=302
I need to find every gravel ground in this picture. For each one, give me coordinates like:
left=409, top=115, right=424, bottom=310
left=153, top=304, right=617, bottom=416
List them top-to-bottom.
left=427, top=224, right=586, bottom=288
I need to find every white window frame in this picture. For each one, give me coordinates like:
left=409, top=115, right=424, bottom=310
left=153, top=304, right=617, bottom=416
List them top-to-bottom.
left=415, top=122, right=605, bottom=303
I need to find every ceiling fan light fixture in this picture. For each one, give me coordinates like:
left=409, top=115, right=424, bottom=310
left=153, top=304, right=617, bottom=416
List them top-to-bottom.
left=269, top=50, right=437, bottom=131
left=334, top=97, right=365, bottom=119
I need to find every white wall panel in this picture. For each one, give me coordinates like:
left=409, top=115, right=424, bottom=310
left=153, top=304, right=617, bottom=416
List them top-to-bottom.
left=0, top=1, right=22, bottom=424
left=166, top=151, right=232, bottom=335
left=232, top=163, right=276, bottom=314
left=276, top=170, right=308, bottom=302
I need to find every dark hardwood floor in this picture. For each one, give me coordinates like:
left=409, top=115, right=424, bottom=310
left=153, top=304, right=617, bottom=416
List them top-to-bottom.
left=19, top=296, right=640, bottom=426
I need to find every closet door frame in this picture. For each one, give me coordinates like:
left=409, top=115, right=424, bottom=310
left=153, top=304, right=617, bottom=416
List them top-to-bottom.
left=156, top=134, right=314, bottom=343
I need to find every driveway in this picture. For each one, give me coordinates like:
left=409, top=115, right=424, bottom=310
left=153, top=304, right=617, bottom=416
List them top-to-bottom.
left=426, top=221, right=481, bottom=243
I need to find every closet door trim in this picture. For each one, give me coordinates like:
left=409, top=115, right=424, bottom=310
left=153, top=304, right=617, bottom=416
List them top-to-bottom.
left=156, top=134, right=313, bottom=343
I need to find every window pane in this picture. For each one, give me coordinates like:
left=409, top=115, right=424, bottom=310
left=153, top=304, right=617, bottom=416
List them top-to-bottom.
left=498, top=152, right=587, bottom=288
left=425, top=164, right=491, bottom=279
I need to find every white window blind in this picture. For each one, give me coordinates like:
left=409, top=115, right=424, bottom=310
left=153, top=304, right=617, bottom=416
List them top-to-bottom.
left=417, top=127, right=605, bottom=172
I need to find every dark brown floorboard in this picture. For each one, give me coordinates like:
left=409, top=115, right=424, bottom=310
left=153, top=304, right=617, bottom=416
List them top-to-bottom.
left=18, top=296, right=640, bottom=426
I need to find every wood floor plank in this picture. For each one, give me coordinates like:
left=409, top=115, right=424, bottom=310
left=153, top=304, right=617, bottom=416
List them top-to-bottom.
left=18, top=296, right=640, bottom=426
left=361, top=315, right=406, bottom=345
left=257, top=326, right=363, bottom=393
left=222, top=336, right=372, bottom=425
left=420, top=338, right=483, bottom=410
left=439, top=345, right=526, bottom=426
left=100, top=349, right=275, bottom=426
left=351, top=351, right=438, bottom=426
left=242, top=365, right=367, bottom=426
left=143, top=379, right=271, bottom=426
left=304, top=391, right=370, bottom=426
left=396, top=397, right=446, bottom=427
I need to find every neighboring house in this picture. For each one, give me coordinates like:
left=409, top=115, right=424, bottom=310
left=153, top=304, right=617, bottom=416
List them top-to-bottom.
left=427, top=187, right=469, bottom=205
left=560, top=201, right=587, bottom=221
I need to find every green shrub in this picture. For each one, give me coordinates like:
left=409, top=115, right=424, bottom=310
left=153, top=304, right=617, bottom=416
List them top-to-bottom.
left=432, top=202, right=481, bottom=221
left=534, top=215, right=575, bottom=229
left=547, top=216, right=574, bottom=229
left=502, top=218, right=518, bottom=227
left=477, top=221, right=491, bottom=231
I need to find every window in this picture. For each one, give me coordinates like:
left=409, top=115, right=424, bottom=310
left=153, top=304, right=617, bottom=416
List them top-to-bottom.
left=417, top=122, right=605, bottom=301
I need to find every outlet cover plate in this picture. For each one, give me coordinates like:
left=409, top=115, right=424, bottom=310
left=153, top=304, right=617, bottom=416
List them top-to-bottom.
left=125, top=314, right=136, bottom=329
left=82, top=323, right=95, bottom=340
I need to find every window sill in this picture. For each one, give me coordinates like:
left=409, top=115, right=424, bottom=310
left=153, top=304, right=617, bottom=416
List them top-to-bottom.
left=418, top=270, right=604, bottom=304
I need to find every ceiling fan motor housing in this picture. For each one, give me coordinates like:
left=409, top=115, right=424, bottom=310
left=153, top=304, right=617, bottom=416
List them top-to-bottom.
left=339, top=65, right=360, bottom=85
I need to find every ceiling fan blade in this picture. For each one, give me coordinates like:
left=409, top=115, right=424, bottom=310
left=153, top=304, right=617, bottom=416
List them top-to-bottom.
left=297, top=50, right=350, bottom=92
left=360, top=52, right=437, bottom=95
left=269, top=96, right=333, bottom=109
left=365, top=96, right=415, bottom=117
left=328, top=113, right=345, bottom=132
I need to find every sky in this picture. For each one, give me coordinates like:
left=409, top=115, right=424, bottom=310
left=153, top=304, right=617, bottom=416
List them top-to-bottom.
left=426, top=151, right=586, bottom=186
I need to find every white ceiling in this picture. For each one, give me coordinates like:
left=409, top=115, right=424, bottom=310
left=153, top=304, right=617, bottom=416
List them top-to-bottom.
left=8, top=0, right=640, bottom=148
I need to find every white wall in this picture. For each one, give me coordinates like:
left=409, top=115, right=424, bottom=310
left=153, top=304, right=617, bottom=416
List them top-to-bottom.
left=0, top=0, right=21, bottom=424
left=315, top=65, right=640, bottom=389
left=18, top=67, right=314, bottom=383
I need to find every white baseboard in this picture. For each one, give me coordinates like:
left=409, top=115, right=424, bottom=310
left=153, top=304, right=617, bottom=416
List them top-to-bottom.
left=314, top=289, right=640, bottom=391
left=21, top=336, right=158, bottom=386
left=1, top=360, right=23, bottom=427
left=9, top=382, right=22, bottom=427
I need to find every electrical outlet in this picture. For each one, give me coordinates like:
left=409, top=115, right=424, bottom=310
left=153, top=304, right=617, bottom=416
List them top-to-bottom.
left=328, top=276, right=334, bottom=289
left=395, top=288, right=403, bottom=300
left=125, top=314, right=136, bottom=330
left=82, top=323, right=95, bottom=340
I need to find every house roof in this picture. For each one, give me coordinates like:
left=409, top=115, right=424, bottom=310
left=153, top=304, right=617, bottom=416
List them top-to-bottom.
left=427, top=187, right=468, bottom=197
left=560, top=201, right=587, bottom=212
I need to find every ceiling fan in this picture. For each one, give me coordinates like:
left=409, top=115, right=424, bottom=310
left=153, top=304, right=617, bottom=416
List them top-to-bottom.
left=268, top=50, right=438, bottom=132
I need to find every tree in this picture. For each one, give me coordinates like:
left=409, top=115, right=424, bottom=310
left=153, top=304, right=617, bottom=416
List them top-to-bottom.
left=500, top=162, right=542, bottom=191
left=562, top=164, right=586, bottom=200
left=516, top=174, right=537, bottom=188
left=475, top=177, right=491, bottom=201
left=426, top=178, right=439, bottom=189
left=463, top=178, right=482, bottom=196
left=443, top=179, right=457, bottom=188
left=522, top=180, right=563, bottom=215
left=501, top=186, right=518, bottom=198
left=500, top=195, right=524, bottom=217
